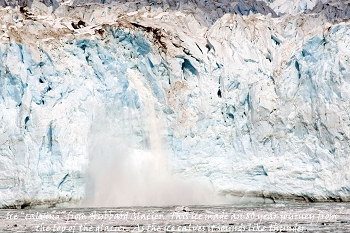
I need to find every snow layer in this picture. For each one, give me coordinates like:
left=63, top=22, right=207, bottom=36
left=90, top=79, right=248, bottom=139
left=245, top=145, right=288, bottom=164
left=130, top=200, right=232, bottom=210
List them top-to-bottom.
left=0, top=1, right=350, bottom=207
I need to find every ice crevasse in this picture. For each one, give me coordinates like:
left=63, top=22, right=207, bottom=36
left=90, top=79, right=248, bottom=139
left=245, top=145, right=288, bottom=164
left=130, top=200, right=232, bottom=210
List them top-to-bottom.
left=0, top=0, right=350, bottom=207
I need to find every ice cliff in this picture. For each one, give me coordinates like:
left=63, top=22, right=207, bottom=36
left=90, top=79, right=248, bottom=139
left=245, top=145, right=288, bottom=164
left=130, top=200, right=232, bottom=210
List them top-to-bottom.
left=1, top=0, right=350, bottom=207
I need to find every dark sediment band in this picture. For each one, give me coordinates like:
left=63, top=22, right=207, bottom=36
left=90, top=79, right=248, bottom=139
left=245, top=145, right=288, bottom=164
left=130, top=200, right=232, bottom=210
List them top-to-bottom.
left=1, top=0, right=277, bottom=23
left=309, top=0, right=350, bottom=21
left=220, top=190, right=350, bottom=204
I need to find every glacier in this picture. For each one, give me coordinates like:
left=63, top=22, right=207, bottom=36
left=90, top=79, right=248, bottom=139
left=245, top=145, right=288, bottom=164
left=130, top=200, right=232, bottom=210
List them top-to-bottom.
left=1, top=0, right=350, bottom=207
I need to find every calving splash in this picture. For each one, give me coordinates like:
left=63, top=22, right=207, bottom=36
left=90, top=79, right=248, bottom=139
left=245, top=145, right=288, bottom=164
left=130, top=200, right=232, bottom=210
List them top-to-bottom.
left=84, top=69, right=224, bottom=206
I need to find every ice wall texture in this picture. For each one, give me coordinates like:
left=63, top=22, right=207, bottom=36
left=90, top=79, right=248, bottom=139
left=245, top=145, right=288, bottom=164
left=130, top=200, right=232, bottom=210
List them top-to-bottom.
left=1, top=1, right=350, bottom=207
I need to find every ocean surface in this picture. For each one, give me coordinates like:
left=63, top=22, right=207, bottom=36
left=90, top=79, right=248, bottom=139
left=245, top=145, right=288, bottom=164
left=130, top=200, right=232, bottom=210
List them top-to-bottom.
left=0, top=203, right=349, bottom=232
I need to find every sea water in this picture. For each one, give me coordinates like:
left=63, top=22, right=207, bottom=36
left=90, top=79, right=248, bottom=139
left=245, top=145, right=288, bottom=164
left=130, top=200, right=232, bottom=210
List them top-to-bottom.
left=0, top=203, right=349, bottom=232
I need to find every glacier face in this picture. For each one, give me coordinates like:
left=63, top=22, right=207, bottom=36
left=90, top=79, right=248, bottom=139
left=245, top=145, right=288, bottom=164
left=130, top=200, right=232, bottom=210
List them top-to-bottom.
left=1, top=1, right=350, bottom=207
